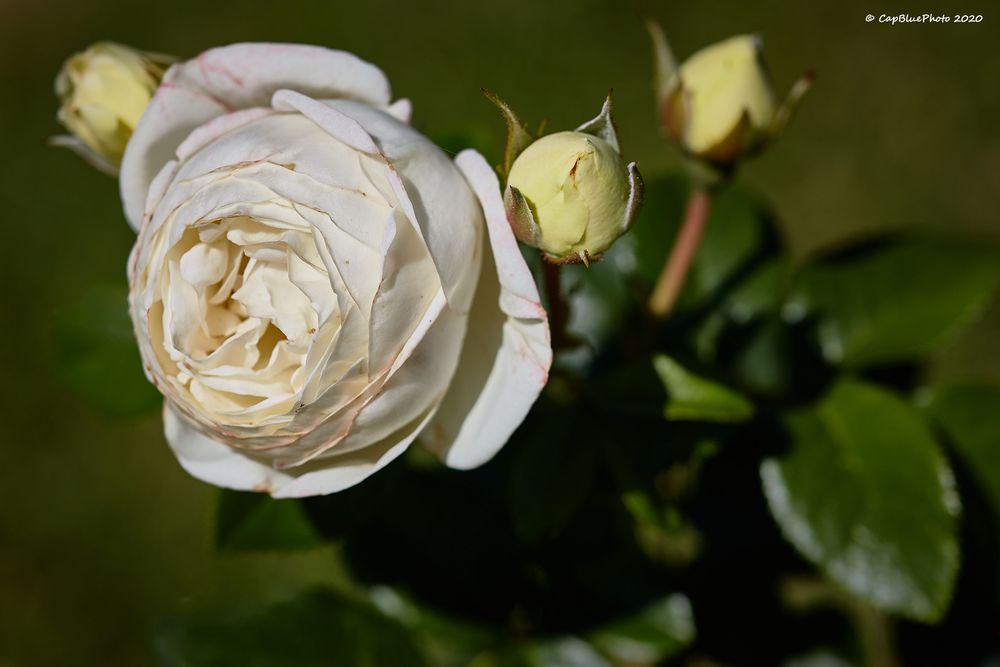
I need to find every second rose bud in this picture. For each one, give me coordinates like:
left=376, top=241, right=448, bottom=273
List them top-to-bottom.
left=647, top=22, right=813, bottom=169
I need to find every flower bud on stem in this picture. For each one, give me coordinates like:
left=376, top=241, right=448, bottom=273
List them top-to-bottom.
left=486, top=90, right=644, bottom=348
left=648, top=188, right=712, bottom=319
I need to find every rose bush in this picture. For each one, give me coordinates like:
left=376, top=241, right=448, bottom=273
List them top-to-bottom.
left=122, top=43, right=551, bottom=497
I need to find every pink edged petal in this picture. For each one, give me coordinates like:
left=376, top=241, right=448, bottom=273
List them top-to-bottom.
left=121, top=43, right=392, bottom=229
left=271, top=90, right=381, bottom=155
left=324, top=100, right=482, bottom=315
left=175, top=107, right=274, bottom=161
left=422, top=149, right=552, bottom=470
left=366, top=211, right=443, bottom=375
left=326, top=290, right=460, bottom=457
left=274, top=295, right=462, bottom=483
left=165, top=401, right=427, bottom=498
left=164, top=403, right=293, bottom=494
left=272, top=407, right=438, bottom=498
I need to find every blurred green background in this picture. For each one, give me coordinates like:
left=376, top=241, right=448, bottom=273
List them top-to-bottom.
left=1, top=0, right=998, bottom=664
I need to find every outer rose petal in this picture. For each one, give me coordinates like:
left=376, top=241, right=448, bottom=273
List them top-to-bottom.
left=120, top=43, right=392, bottom=229
left=422, top=150, right=552, bottom=470
left=165, top=403, right=429, bottom=497
left=164, top=404, right=290, bottom=492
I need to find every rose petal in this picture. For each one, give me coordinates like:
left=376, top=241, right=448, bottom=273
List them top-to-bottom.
left=121, top=43, right=393, bottom=229
left=272, top=89, right=381, bottom=155
left=384, top=98, right=412, bottom=124
left=323, top=100, right=482, bottom=315
left=175, top=107, right=274, bottom=162
left=422, top=150, right=552, bottom=470
left=367, top=209, right=443, bottom=376
left=283, top=289, right=458, bottom=463
left=164, top=392, right=440, bottom=497
left=164, top=403, right=292, bottom=493
left=271, top=406, right=438, bottom=498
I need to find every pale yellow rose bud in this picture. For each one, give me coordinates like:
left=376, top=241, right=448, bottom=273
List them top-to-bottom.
left=648, top=23, right=813, bottom=167
left=667, top=36, right=773, bottom=160
left=54, top=42, right=172, bottom=173
left=502, top=97, right=643, bottom=265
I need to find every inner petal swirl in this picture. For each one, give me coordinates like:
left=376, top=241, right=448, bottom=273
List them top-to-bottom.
left=150, top=213, right=338, bottom=427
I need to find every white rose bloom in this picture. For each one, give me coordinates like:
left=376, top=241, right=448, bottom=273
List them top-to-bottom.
left=122, top=44, right=552, bottom=497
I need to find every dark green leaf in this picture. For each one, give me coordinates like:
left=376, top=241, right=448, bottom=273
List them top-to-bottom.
left=684, top=188, right=771, bottom=305
left=791, top=238, right=1000, bottom=367
left=563, top=247, right=633, bottom=358
left=689, top=258, right=834, bottom=403
left=692, top=258, right=792, bottom=366
left=722, top=258, right=791, bottom=325
left=55, top=283, right=160, bottom=417
left=729, top=320, right=804, bottom=400
left=653, top=355, right=754, bottom=423
left=762, top=380, right=960, bottom=621
left=921, top=385, right=1000, bottom=518
left=508, top=409, right=598, bottom=542
left=216, top=490, right=321, bottom=552
left=371, top=586, right=497, bottom=667
left=155, top=588, right=428, bottom=667
left=587, top=594, right=696, bottom=664
left=478, top=638, right=611, bottom=667
left=523, top=638, right=611, bottom=667
left=783, top=650, right=856, bottom=667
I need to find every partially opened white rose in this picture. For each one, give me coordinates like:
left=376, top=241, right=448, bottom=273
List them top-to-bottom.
left=122, top=44, right=551, bottom=497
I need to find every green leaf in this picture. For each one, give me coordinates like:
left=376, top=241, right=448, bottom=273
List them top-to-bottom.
left=685, top=189, right=771, bottom=305
left=791, top=238, right=1000, bottom=367
left=564, top=247, right=632, bottom=355
left=692, top=258, right=792, bottom=365
left=722, top=258, right=791, bottom=325
left=691, top=260, right=831, bottom=402
left=55, top=283, right=160, bottom=417
left=728, top=317, right=836, bottom=402
left=729, top=320, right=796, bottom=400
left=653, top=355, right=754, bottom=423
left=761, top=380, right=960, bottom=621
left=921, top=385, right=1000, bottom=518
left=508, top=408, right=598, bottom=542
left=216, top=490, right=321, bottom=552
left=371, top=586, right=497, bottom=667
left=155, top=589, right=428, bottom=667
left=587, top=594, right=696, bottom=664
left=475, top=638, right=612, bottom=667
left=523, top=638, right=612, bottom=667
left=783, top=650, right=856, bottom=667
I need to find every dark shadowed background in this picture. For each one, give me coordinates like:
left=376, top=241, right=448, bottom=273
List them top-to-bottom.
left=1, top=0, right=998, bottom=664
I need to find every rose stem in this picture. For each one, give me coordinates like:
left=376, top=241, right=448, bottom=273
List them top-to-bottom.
left=648, top=188, right=712, bottom=319
left=542, top=261, right=571, bottom=349
left=852, top=603, right=901, bottom=667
